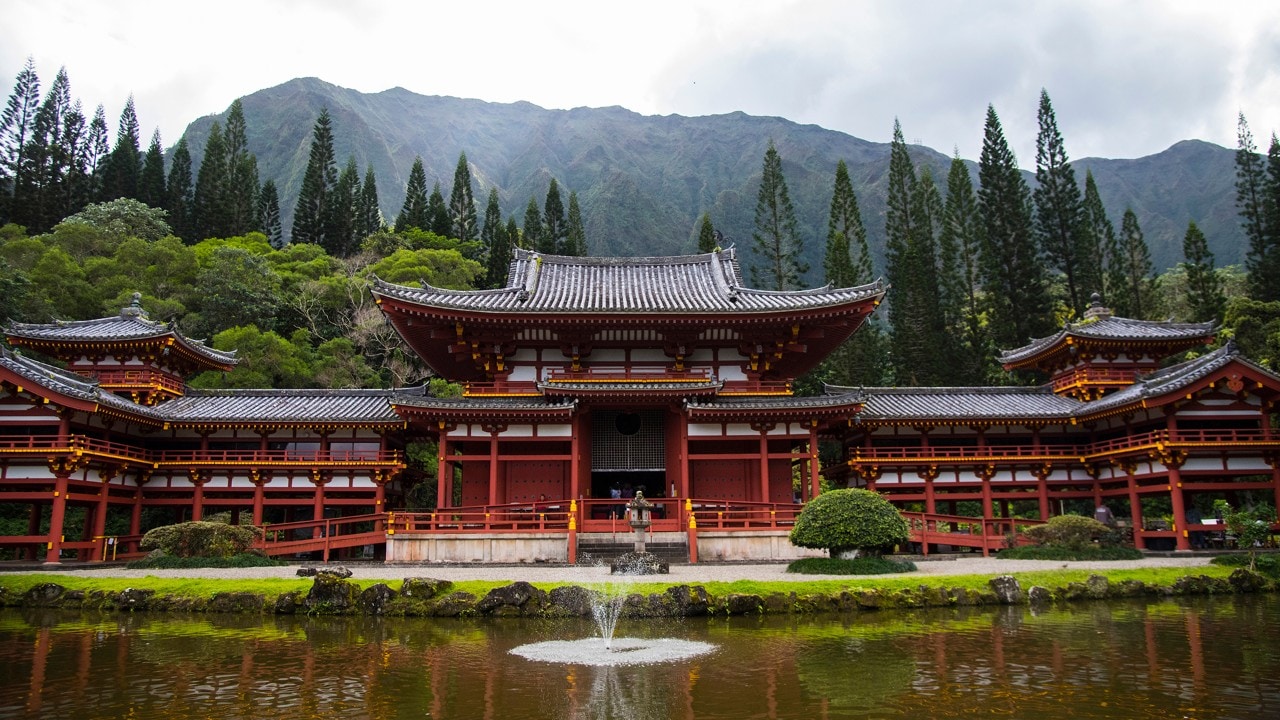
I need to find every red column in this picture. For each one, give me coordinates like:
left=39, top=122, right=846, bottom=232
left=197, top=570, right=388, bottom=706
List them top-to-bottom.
left=679, top=413, right=691, bottom=499
left=570, top=416, right=581, bottom=501
left=808, top=423, right=821, bottom=501
left=436, top=430, right=449, bottom=509
left=758, top=431, right=770, bottom=503
left=488, top=432, right=500, bottom=506
left=1168, top=463, right=1192, bottom=551
left=1126, top=466, right=1144, bottom=549
left=44, top=471, right=70, bottom=564
left=251, top=472, right=265, bottom=526
left=312, top=472, right=325, bottom=522
left=191, top=473, right=205, bottom=522
left=89, top=477, right=109, bottom=561
left=374, top=478, right=386, bottom=533
left=129, top=481, right=142, bottom=554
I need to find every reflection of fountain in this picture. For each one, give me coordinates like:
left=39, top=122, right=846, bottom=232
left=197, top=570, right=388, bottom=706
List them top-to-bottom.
left=609, top=491, right=668, bottom=575
left=510, top=563, right=713, bottom=666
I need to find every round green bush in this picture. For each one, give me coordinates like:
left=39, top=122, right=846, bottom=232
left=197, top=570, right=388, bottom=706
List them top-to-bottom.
left=789, top=488, right=909, bottom=557
left=1022, top=514, right=1111, bottom=551
left=140, top=521, right=263, bottom=558
left=786, top=556, right=916, bottom=575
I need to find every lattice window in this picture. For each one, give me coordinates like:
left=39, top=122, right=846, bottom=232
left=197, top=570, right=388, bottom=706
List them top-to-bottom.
left=591, top=410, right=665, bottom=471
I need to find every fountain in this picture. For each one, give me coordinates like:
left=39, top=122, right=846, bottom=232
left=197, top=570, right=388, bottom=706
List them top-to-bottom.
left=608, top=491, right=668, bottom=575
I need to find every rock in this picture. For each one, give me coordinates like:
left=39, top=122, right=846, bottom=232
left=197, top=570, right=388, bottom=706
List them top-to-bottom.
left=610, top=551, right=669, bottom=575
left=297, top=565, right=352, bottom=579
left=1228, top=568, right=1266, bottom=593
left=304, top=573, right=360, bottom=614
left=1085, top=574, right=1111, bottom=599
left=988, top=575, right=1025, bottom=604
left=401, top=578, right=452, bottom=600
left=477, top=581, right=547, bottom=616
left=23, top=583, right=66, bottom=607
left=359, top=583, right=397, bottom=615
left=548, top=585, right=594, bottom=617
left=665, top=585, right=710, bottom=616
left=1028, top=586, right=1052, bottom=609
left=116, top=588, right=155, bottom=611
left=275, top=591, right=302, bottom=614
left=431, top=591, right=478, bottom=617
left=208, top=592, right=265, bottom=613
left=723, top=593, right=763, bottom=615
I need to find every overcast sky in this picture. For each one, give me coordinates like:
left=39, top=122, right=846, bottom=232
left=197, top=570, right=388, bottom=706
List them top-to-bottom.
left=6, top=0, right=1280, bottom=167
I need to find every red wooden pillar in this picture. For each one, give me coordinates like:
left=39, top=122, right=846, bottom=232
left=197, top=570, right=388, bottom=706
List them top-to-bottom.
left=679, top=413, right=691, bottom=499
left=570, top=415, right=581, bottom=501
left=808, top=423, right=820, bottom=501
left=436, top=429, right=449, bottom=509
left=758, top=431, right=770, bottom=503
left=488, top=432, right=500, bottom=506
left=1167, top=462, right=1192, bottom=551
left=1125, top=464, right=1144, bottom=549
left=1036, top=466, right=1051, bottom=521
left=44, top=470, right=70, bottom=564
left=251, top=471, right=265, bottom=526
left=312, top=471, right=326, bottom=522
left=191, top=472, right=205, bottom=522
left=89, top=474, right=110, bottom=561
left=373, top=477, right=386, bottom=532
left=128, top=480, right=142, bottom=553
left=27, top=505, right=41, bottom=560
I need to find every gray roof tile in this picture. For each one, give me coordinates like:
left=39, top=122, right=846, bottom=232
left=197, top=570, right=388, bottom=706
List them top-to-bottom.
left=1000, top=315, right=1215, bottom=364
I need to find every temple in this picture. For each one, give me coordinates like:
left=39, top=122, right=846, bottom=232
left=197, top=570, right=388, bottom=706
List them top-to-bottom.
left=1, top=254, right=1278, bottom=564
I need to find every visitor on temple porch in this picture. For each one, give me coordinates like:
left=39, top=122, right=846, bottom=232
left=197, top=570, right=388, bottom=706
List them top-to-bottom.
left=1095, top=503, right=1116, bottom=527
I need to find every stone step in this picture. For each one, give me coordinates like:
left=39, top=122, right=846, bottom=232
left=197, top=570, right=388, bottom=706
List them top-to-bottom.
left=576, top=541, right=689, bottom=564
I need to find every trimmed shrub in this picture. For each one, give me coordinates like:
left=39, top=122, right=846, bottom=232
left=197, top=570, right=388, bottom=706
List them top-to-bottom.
left=789, top=489, right=909, bottom=557
left=1022, top=514, right=1112, bottom=551
left=140, top=521, right=263, bottom=558
left=999, top=545, right=1143, bottom=561
left=127, top=552, right=281, bottom=569
left=786, top=556, right=916, bottom=575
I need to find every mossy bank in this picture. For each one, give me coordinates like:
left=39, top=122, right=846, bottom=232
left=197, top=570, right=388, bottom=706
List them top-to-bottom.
left=1, top=565, right=1274, bottom=618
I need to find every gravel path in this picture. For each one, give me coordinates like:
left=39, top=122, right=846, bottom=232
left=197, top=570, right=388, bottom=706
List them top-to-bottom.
left=19, top=554, right=1217, bottom=585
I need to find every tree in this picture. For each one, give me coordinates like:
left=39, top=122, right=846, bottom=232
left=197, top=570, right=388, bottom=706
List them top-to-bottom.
left=1, top=57, right=41, bottom=222
left=14, top=66, right=73, bottom=233
left=1033, top=89, right=1091, bottom=314
left=100, top=95, right=142, bottom=202
left=222, top=99, right=260, bottom=237
left=83, top=104, right=110, bottom=202
left=978, top=104, right=1053, bottom=352
left=292, top=108, right=336, bottom=246
left=1235, top=114, right=1278, bottom=302
left=192, top=122, right=229, bottom=240
left=137, top=129, right=166, bottom=210
left=165, top=136, right=194, bottom=241
left=751, top=140, right=807, bottom=290
left=447, top=152, right=477, bottom=242
left=939, top=153, right=990, bottom=383
left=328, top=156, right=360, bottom=257
left=395, top=156, right=429, bottom=233
left=827, top=159, right=872, bottom=286
left=356, top=165, right=382, bottom=239
left=1081, top=169, right=1123, bottom=305
left=258, top=179, right=283, bottom=248
left=542, top=179, right=567, bottom=254
left=426, top=182, right=450, bottom=236
left=482, top=188, right=511, bottom=288
left=564, top=190, right=586, bottom=256
left=522, top=196, right=543, bottom=251
left=60, top=197, right=171, bottom=242
left=1114, top=208, right=1154, bottom=318
left=697, top=213, right=716, bottom=253
left=1181, top=221, right=1224, bottom=323
left=185, top=244, right=281, bottom=339
left=788, top=489, right=909, bottom=558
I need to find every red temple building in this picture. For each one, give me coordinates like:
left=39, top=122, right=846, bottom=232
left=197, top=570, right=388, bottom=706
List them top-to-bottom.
left=1, top=257, right=1277, bottom=564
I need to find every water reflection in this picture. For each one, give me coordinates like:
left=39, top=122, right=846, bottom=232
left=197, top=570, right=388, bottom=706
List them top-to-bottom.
left=1, top=596, right=1278, bottom=719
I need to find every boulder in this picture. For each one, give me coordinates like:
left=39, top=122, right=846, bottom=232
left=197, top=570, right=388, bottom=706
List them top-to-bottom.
left=297, top=565, right=352, bottom=579
left=1228, top=568, right=1267, bottom=593
left=304, top=573, right=360, bottom=614
left=1085, top=574, right=1111, bottom=599
left=988, top=575, right=1025, bottom=604
left=401, top=578, right=452, bottom=600
left=477, top=581, right=547, bottom=616
left=23, top=583, right=66, bottom=607
left=359, top=583, right=397, bottom=615
left=548, top=585, right=594, bottom=617
left=665, top=585, right=710, bottom=616
left=1028, top=586, right=1052, bottom=609
left=116, top=588, right=155, bottom=611
left=431, top=591, right=478, bottom=617
left=208, top=592, right=266, bottom=613
left=723, top=593, right=764, bottom=615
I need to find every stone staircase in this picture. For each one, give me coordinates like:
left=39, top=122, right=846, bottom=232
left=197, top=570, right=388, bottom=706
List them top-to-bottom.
left=576, top=538, right=689, bottom=566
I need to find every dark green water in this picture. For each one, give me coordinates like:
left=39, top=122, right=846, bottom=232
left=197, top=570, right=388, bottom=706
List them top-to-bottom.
left=1, top=595, right=1277, bottom=719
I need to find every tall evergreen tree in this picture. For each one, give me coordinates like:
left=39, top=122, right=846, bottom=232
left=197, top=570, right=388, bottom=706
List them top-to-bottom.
left=1, top=57, right=41, bottom=223
left=16, top=67, right=76, bottom=233
left=1033, top=89, right=1091, bottom=314
left=100, top=95, right=142, bottom=202
left=60, top=99, right=90, bottom=218
left=223, top=99, right=260, bottom=237
left=83, top=104, right=110, bottom=201
left=977, top=104, right=1053, bottom=353
left=291, top=108, right=336, bottom=246
left=1235, top=114, right=1280, bottom=301
left=192, top=121, right=229, bottom=240
left=138, top=129, right=166, bottom=209
left=165, top=136, right=194, bottom=241
left=750, top=140, right=807, bottom=290
left=447, top=152, right=477, bottom=241
left=939, top=153, right=991, bottom=383
left=328, top=156, right=360, bottom=256
left=395, top=156, right=429, bottom=233
left=824, top=158, right=885, bottom=386
left=827, top=159, right=872, bottom=284
left=356, top=165, right=382, bottom=239
left=1081, top=170, right=1121, bottom=303
left=258, top=179, right=283, bottom=248
left=542, top=179, right=567, bottom=253
left=427, top=182, right=450, bottom=236
left=481, top=187, right=509, bottom=287
left=564, top=190, right=586, bottom=256
left=522, top=197, right=543, bottom=251
left=1114, top=208, right=1154, bottom=318
left=697, top=213, right=716, bottom=253
left=505, top=216, right=521, bottom=257
left=1181, top=220, right=1224, bottom=323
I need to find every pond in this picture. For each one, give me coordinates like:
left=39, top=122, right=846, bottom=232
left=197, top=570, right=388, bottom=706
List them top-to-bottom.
left=1, top=595, right=1278, bottom=719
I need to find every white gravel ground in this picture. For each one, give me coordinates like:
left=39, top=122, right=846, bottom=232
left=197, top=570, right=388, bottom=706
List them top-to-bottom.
left=20, top=554, right=1217, bottom=585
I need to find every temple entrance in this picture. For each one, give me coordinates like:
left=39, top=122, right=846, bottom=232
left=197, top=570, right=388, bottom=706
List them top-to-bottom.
left=590, top=410, right=666, bottom=502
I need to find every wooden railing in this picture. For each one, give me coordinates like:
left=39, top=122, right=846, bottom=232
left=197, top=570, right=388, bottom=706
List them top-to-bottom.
left=545, top=366, right=713, bottom=383
left=1050, top=367, right=1136, bottom=393
left=88, top=368, right=185, bottom=395
left=853, top=428, right=1280, bottom=463
left=0, top=434, right=401, bottom=467
left=901, top=512, right=1044, bottom=557
left=256, top=513, right=388, bottom=561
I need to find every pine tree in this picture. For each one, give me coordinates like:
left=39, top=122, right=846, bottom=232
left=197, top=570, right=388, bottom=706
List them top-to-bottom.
left=1, top=57, right=41, bottom=223
left=17, top=67, right=74, bottom=233
left=1033, top=89, right=1091, bottom=314
left=101, top=95, right=142, bottom=202
left=60, top=99, right=90, bottom=218
left=223, top=99, right=260, bottom=237
left=83, top=104, right=109, bottom=201
left=977, top=104, right=1053, bottom=352
left=292, top=108, right=336, bottom=246
left=1235, top=113, right=1274, bottom=301
left=192, top=121, right=229, bottom=239
left=138, top=129, right=166, bottom=209
left=166, top=136, right=194, bottom=241
left=750, top=140, right=807, bottom=290
left=448, top=152, right=477, bottom=241
left=940, top=153, right=991, bottom=383
left=328, top=156, right=360, bottom=256
left=395, top=156, right=429, bottom=233
left=824, top=158, right=885, bottom=386
left=356, top=165, right=382, bottom=239
left=1081, top=170, right=1121, bottom=304
left=258, top=179, right=283, bottom=248
left=542, top=179, right=567, bottom=253
left=427, top=182, right=450, bottom=236
left=482, top=189, right=513, bottom=288
left=564, top=190, right=586, bottom=256
left=523, top=196, right=543, bottom=251
left=1115, top=208, right=1154, bottom=318
left=697, top=213, right=716, bottom=253
left=505, top=216, right=521, bottom=258
left=1182, top=221, right=1224, bottom=323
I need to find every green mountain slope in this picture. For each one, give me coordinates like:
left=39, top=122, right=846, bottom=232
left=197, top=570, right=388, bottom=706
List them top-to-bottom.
left=181, top=78, right=1244, bottom=282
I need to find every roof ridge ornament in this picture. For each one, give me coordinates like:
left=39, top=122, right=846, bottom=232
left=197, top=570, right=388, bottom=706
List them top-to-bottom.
left=120, top=291, right=148, bottom=320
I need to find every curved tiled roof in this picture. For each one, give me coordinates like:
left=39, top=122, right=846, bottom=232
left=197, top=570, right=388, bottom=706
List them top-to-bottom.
left=373, top=247, right=887, bottom=315
left=6, top=300, right=238, bottom=368
left=999, top=315, right=1215, bottom=366
left=0, top=348, right=162, bottom=419
left=826, top=384, right=1081, bottom=421
left=161, top=388, right=407, bottom=424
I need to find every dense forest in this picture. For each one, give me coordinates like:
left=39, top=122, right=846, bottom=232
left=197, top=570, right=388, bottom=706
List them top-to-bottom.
left=2, top=60, right=1279, bottom=390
